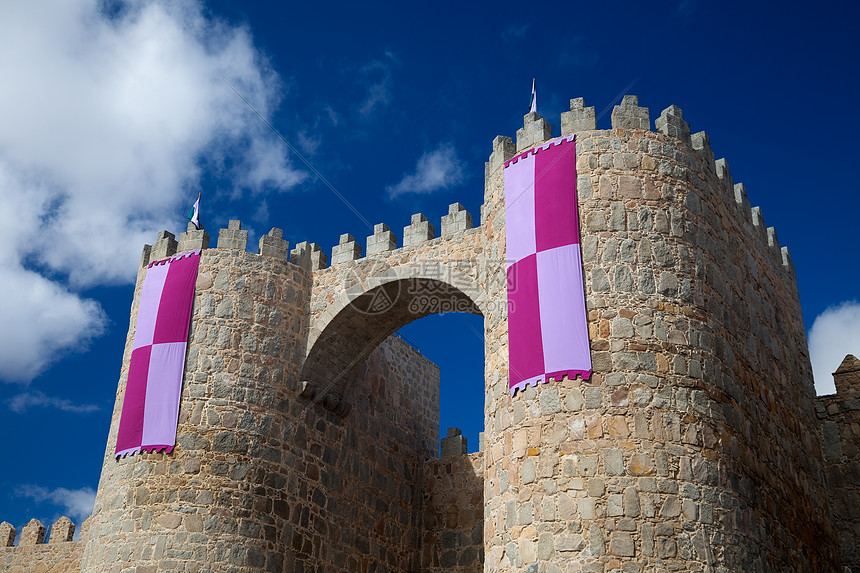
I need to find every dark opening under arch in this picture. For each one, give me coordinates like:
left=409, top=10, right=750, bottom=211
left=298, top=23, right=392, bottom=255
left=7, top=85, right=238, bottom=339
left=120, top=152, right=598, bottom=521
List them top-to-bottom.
left=300, top=276, right=484, bottom=415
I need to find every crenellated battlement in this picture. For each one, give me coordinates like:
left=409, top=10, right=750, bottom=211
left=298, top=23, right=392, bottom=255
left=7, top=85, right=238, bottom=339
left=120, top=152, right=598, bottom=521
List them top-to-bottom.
left=498, top=95, right=797, bottom=277
left=140, top=203, right=478, bottom=272
left=0, top=516, right=77, bottom=547
left=0, top=517, right=84, bottom=573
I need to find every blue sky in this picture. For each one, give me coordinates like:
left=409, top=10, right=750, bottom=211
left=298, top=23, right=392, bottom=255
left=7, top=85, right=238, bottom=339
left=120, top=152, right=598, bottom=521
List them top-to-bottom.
left=0, top=0, right=858, bottom=538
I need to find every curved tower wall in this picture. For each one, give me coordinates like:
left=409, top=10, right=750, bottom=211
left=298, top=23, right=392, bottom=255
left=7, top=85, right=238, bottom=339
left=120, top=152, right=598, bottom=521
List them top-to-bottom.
left=481, top=98, right=839, bottom=571
left=82, top=238, right=441, bottom=573
left=81, top=247, right=312, bottom=572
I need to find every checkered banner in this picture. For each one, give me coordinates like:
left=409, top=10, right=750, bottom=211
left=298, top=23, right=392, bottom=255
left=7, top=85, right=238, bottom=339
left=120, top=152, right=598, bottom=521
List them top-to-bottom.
left=504, top=135, right=592, bottom=396
left=115, top=250, right=201, bottom=458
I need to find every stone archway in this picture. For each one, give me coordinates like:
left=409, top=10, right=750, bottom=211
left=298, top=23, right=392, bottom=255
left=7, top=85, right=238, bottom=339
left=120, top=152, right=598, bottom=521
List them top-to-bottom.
left=300, top=271, right=485, bottom=414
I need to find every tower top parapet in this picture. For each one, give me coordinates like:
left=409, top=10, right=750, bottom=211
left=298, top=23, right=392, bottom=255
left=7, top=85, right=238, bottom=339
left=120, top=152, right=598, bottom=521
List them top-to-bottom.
left=491, top=94, right=796, bottom=275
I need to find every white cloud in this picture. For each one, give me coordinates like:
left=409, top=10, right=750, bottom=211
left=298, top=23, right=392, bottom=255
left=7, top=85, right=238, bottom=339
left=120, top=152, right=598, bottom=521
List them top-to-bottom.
left=0, top=0, right=302, bottom=383
left=357, top=53, right=397, bottom=117
left=360, top=82, right=391, bottom=117
left=324, top=105, right=341, bottom=127
left=297, top=130, right=322, bottom=156
left=386, top=143, right=464, bottom=198
left=0, top=263, right=106, bottom=383
left=808, top=301, right=860, bottom=395
left=7, top=391, right=100, bottom=414
left=17, top=486, right=96, bottom=523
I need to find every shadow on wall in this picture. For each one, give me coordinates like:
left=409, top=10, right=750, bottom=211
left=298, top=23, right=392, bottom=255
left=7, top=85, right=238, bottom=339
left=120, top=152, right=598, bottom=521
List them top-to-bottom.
left=422, top=443, right=484, bottom=573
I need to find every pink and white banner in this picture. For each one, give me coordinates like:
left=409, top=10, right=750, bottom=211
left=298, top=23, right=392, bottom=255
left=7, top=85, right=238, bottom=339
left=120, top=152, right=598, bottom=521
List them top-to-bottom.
left=504, top=135, right=591, bottom=396
left=115, top=250, right=201, bottom=458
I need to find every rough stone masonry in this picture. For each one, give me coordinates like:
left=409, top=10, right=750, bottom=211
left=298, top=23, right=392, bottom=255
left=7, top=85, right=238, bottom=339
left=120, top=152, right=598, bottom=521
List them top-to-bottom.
left=2, top=92, right=858, bottom=573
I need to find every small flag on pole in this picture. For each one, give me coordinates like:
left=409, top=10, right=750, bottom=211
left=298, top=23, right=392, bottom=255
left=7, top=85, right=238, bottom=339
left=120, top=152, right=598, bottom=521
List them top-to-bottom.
left=529, top=78, right=537, bottom=113
left=187, top=193, right=201, bottom=230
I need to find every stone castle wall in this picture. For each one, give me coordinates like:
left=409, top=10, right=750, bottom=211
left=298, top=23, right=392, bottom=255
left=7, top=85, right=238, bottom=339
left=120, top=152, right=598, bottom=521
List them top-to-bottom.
left=6, top=90, right=853, bottom=572
left=480, top=97, right=840, bottom=571
left=816, top=355, right=860, bottom=572
left=422, top=451, right=484, bottom=572
left=0, top=518, right=82, bottom=573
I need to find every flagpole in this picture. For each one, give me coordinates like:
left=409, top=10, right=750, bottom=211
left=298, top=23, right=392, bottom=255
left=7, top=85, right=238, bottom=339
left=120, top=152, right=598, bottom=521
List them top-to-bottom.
left=529, top=78, right=537, bottom=114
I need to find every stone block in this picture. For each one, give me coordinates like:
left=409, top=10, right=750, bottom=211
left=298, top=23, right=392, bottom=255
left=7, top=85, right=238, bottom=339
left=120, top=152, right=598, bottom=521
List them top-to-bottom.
left=611, top=95, right=650, bottom=130
left=561, top=97, right=597, bottom=134
left=655, top=105, right=691, bottom=143
left=516, top=112, right=552, bottom=152
left=691, top=131, right=714, bottom=167
left=488, top=135, right=515, bottom=174
left=715, top=158, right=732, bottom=184
left=732, top=183, right=750, bottom=214
left=609, top=201, right=627, bottom=230
left=440, top=203, right=473, bottom=236
left=750, top=206, right=767, bottom=241
left=403, top=214, right=435, bottom=247
left=217, top=220, right=248, bottom=251
left=177, top=222, right=210, bottom=252
left=365, top=223, right=397, bottom=255
left=767, top=227, right=780, bottom=251
left=258, top=228, right=289, bottom=259
left=150, top=230, right=177, bottom=260
left=331, top=233, right=362, bottom=265
left=290, top=241, right=327, bottom=270
left=139, top=243, right=152, bottom=267
left=781, top=245, right=793, bottom=272
left=615, top=265, right=634, bottom=291
left=591, top=268, right=610, bottom=292
left=658, top=271, right=678, bottom=296
left=834, top=354, right=860, bottom=395
left=539, top=386, right=561, bottom=414
left=584, top=387, right=602, bottom=408
left=822, top=421, right=843, bottom=461
left=441, top=427, right=467, bottom=456
left=605, top=449, right=624, bottom=475
left=628, top=453, right=655, bottom=476
left=580, top=455, right=598, bottom=477
left=522, top=458, right=536, bottom=484
left=587, top=478, right=604, bottom=497
left=623, top=487, right=640, bottom=517
left=607, top=494, right=623, bottom=516
left=660, top=496, right=681, bottom=518
left=576, top=497, right=597, bottom=520
left=505, top=501, right=517, bottom=529
left=518, top=501, right=533, bottom=525
left=49, top=517, right=75, bottom=543
left=19, top=519, right=45, bottom=546
left=0, top=522, right=14, bottom=547
left=642, top=523, right=655, bottom=556
left=589, top=524, right=605, bottom=556
left=537, top=532, right=553, bottom=559
left=610, top=532, right=635, bottom=556
left=557, top=533, right=585, bottom=552
left=658, top=537, right=677, bottom=558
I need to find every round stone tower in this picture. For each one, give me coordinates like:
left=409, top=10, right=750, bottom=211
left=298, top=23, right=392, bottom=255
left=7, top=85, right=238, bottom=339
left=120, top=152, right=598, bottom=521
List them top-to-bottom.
left=480, top=97, right=840, bottom=572
left=81, top=229, right=314, bottom=573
